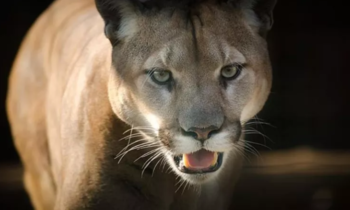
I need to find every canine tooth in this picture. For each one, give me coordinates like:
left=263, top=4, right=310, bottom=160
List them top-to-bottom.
left=211, top=152, right=218, bottom=166
left=183, top=154, right=190, bottom=168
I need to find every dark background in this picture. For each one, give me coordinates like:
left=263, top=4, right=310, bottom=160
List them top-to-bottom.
left=0, top=0, right=350, bottom=209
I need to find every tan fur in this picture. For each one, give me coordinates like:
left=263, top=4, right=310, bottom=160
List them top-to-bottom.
left=7, top=0, right=274, bottom=209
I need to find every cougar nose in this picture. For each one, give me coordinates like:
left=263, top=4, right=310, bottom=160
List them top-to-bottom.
left=181, top=126, right=220, bottom=141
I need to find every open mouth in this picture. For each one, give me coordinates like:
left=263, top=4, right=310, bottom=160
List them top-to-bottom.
left=173, top=149, right=223, bottom=174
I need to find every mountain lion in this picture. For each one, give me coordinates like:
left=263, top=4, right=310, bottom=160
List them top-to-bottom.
left=6, top=0, right=276, bottom=209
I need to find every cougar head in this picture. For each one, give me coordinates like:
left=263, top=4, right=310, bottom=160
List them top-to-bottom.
left=95, top=0, right=276, bottom=184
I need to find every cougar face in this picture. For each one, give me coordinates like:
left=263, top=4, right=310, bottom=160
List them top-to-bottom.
left=98, top=0, right=274, bottom=184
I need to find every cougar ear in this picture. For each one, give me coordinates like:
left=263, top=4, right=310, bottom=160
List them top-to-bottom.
left=95, top=0, right=144, bottom=44
left=232, top=0, right=277, bottom=37
left=251, top=0, right=277, bottom=36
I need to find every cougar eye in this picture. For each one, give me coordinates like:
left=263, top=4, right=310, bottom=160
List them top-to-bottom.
left=221, top=64, right=242, bottom=80
left=149, top=70, right=172, bottom=85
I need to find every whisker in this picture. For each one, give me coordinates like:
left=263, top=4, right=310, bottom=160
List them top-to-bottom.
left=244, top=121, right=274, bottom=127
left=126, top=125, right=134, bottom=154
left=123, top=127, right=157, bottom=135
left=244, top=127, right=273, bottom=143
left=118, top=133, right=152, bottom=142
left=115, top=138, right=150, bottom=158
left=243, top=140, right=272, bottom=150
left=116, top=141, right=159, bottom=163
left=234, top=143, right=251, bottom=163
left=242, top=143, right=261, bottom=160
left=134, top=147, right=162, bottom=162
left=142, top=150, right=162, bottom=168
left=142, top=151, right=163, bottom=178
left=152, top=156, right=164, bottom=177
left=161, top=157, right=168, bottom=173
left=167, top=166, right=174, bottom=174
left=175, top=180, right=186, bottom=193
left=182, top=181, right=190, bottom=195
left=194, top=185, right=201, bottom=196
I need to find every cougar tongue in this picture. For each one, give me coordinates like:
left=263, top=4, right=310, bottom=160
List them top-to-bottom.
left=183, top=150, right=217, bottom=170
